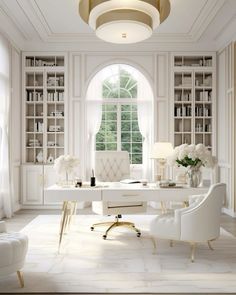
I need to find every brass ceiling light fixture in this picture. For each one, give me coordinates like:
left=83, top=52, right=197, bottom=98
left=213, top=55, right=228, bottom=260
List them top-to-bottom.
left=79, top=0, right=171, bottom=44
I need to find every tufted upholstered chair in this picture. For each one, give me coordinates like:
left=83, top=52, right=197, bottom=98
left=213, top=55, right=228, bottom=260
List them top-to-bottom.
left=91, top=151, right=147, bottom=239
left=150, top=183, right=226, bottom=262
left=0, top=221, right=28, bottom=287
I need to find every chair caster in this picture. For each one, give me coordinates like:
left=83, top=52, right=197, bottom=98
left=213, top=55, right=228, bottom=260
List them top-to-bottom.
left=90, top=227, right=94, bottom=231
left=137, top=232, right=141, bottom=237
left=103, top=235, right=107, bottom=240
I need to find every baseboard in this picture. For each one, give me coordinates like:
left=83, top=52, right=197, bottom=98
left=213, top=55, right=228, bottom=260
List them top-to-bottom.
left=13, top=202, right=21, bottom=213
left=222, top=207, right=236, bottom=218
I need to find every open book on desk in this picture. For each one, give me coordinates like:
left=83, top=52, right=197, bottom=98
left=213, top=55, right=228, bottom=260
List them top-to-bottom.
left=120, top=179, right=141, bottom=184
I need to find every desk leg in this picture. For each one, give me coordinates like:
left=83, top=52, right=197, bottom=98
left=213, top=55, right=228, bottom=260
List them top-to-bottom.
left=59, top=201, right=69, bottom=251
left=59, top=201, right=77, bottom=251
left=161, top=201, right=167, bottom=214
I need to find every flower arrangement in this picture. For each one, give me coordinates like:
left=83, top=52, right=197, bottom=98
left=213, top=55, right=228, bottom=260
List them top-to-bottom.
left=167, top=144, right=215, bottom=169
left=54, top=155, right=80, bottom=182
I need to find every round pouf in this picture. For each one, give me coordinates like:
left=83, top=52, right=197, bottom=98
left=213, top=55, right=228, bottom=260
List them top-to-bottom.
left=0, top=232, right=28, bottom=287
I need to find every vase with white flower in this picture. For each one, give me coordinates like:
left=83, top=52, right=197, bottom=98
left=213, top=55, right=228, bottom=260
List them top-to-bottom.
left=167, top=144, right=215, bottom=187
left=53, top=155, right=80, bottom=186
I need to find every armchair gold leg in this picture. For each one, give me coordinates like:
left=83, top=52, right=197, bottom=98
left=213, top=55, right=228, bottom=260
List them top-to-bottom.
left=170, top=240, right=173, bottom=247
left=207, top=240, right=214, bottom=251
left=190, top=242, right=196, bottom=263
left=17, top=271, right=24, bottom=288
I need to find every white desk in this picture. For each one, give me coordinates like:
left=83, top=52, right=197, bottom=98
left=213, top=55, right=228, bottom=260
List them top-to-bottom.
left=45, top=182, right=208, bottom=203
left=45, top=183, right=209, bottom=249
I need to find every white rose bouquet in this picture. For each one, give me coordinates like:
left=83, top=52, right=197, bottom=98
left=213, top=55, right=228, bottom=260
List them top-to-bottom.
left=167, top=144, right=215, bottom=169
left=54, top=155, right=80, bottom=182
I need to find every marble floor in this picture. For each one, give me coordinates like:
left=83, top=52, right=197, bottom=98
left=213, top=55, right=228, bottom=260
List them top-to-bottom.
left=4, top=207, right=236, bottom=236
left=0, top=209, right=236, bottom=294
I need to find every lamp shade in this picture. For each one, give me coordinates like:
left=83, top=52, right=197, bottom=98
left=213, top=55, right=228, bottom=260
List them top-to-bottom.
left=79, top=0, right=171, bottom=44
left=150, top=142, right=173, bottom=159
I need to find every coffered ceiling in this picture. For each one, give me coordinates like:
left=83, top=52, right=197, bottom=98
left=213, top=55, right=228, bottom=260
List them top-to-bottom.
left=0, top=0, right=235, bottom=51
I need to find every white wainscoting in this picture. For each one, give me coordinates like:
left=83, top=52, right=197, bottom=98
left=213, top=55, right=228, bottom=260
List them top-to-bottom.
left=217, top=42, right=236, bottom=216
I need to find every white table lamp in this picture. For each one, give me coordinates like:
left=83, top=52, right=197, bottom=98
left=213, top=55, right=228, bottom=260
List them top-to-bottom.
left=151, top=142, right=174, bottom=181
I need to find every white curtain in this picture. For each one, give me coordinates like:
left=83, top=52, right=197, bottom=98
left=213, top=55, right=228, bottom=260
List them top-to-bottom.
left=0, top=35, right=12, bottom=218
left=137, top=74, right=153, bottom=181
left=85, top=75, right=103, bottom=179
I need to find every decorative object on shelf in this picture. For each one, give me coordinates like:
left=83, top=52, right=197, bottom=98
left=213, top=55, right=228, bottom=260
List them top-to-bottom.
left=78, top=0, right=170, bottom=44
left=150, top=142, right=174, bottom=181
left=168, top=144, right=215, bottom=187
left=36, top=151, right=44, bottom=163
left=47, top=154, right=54, bottom=164
left=54, top=155, right=80, bottom=186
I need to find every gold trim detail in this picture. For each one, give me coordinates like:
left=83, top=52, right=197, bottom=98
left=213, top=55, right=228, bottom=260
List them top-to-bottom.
left=79, top=0, right=171, bottom=25
left=96, top=9, right=153, bottom=30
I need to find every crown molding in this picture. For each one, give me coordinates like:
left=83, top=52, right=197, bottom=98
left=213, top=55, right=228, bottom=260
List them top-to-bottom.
left=0, top=0, right=233, bottom=51
left=9, top=0, right=225, bottom=45
left=189, top=0, right=226, bottom=42
left=0, top=5, right=24, bottom=50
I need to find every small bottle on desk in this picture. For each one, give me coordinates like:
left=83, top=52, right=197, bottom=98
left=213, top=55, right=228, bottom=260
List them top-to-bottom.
left=90, top=169, right=96, bottom=187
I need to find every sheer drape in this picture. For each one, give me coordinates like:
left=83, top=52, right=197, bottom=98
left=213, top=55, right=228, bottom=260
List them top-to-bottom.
left=0, top=35, right=12, bottom=218
left=137, top=74, right=153, bottom=181
left=85, top=76, right=103, bottom=179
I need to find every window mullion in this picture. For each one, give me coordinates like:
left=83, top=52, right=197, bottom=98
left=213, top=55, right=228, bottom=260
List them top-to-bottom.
left=117, top=103, right=121, bottom=151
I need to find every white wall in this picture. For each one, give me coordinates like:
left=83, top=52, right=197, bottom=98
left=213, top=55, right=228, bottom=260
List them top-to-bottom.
left=217, top=42, right=236, bottom=216
left=69, top=52, right=170, bottom=179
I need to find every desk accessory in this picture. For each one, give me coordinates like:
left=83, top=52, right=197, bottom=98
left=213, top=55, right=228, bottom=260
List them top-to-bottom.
left=91, top=169, right=96, bottom=186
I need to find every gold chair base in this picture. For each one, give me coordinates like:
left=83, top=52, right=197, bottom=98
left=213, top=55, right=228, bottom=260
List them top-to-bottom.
left=91, top=218, right=141, bottom=239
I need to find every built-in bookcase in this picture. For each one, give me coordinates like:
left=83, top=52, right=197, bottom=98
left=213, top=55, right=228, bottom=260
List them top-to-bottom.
left=23, top=54, right=67, bottom=164
left=172, top=54, right=215, bottom=151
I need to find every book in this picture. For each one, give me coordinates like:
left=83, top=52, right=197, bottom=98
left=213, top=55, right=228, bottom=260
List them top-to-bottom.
left=120, top=179, right=141, bottom=184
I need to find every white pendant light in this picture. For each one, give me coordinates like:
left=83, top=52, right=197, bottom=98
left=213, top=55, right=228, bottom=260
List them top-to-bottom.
left=79, top=0, right=171, bottom=44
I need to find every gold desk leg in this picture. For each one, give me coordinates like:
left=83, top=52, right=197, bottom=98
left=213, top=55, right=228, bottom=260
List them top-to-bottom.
left=59, top=201, right=69, bottom=251
left=161, top=201, right=166, bottom=214
left=170, top=240, right=173, bottom=247
left=207, top=240, right=214, bottom=251
left=190, top=242, right=196, bottom=263
left=17, top=271, right=24, bottom=288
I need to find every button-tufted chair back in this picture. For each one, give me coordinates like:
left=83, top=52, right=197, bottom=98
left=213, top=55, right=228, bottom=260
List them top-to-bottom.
left=95, top=151, right=130, bottom=182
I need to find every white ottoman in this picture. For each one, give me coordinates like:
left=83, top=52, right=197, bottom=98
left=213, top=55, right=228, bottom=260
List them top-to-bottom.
left=0, top=221, right=28, bottom=287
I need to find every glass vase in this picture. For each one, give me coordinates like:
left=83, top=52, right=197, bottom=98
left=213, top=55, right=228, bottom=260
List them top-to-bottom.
left=187, top=167, right=202, bottom=188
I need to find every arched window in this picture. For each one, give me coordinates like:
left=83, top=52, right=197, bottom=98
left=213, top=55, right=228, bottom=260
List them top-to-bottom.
left=95, top=64, right=143, bottom=164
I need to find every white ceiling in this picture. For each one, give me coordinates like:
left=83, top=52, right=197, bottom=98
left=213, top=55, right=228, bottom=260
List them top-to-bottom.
left=0, top=0, right=235, bottom=51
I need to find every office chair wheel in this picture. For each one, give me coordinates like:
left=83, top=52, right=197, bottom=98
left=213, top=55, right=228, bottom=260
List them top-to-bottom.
left=90, top=227, right=94, bottom=231
left=137, top=232, right=141, bottom=237
left=103, top=235, right=107, bottom=240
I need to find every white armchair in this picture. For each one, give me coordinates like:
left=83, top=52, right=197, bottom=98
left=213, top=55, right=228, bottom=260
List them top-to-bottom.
left=91, top=151, right=147, bottom=239
left=150, top=183, right=226, bottom=262
left=0, top=221, right=28, bottom=287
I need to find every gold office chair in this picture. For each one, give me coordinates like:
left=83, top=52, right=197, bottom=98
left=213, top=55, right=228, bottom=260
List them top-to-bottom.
left=91, top=151, right=147, bottom=239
